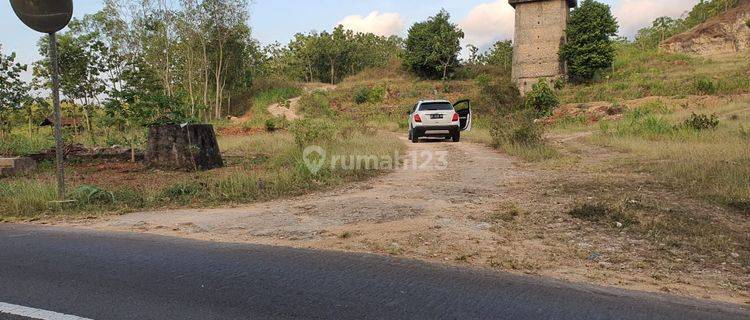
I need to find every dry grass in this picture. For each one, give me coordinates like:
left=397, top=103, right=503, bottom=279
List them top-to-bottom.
left=560, top=48, right=750, bottom=104
left=594, top=99, right=750, bottom=210
left=0, top=129, right=404, bottom=219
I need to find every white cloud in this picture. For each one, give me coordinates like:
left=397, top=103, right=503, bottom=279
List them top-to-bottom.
left=458, top=0, right=515, bottom=49
left=613, top=0, right=700, bottom=38
left=337, top=11, right=405, bottom=36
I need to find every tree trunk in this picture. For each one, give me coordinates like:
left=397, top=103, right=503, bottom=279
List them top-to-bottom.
left=202, top=41, right=209, bottom=113
left=187, top=43, right=196, bottom=116
left=214, top=43, right=224, bottom=119
left=330, top=57, right=335, bottom=84
left=145, top=124, right=223, bottom=171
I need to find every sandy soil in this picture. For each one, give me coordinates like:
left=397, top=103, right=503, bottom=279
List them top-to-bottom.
left=267, top=97, right=301, bottom=120
left=57, top=132, right=750, bottom=306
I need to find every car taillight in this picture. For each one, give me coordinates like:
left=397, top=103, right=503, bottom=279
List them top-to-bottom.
left=452, top=113, right=459, bottom=122
left=414, top=114, right=422, bottom=122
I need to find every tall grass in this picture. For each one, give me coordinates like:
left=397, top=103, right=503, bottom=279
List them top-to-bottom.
left=595, top=101, right=750, bottom=210
left=0, top=132, right=54, bottom=156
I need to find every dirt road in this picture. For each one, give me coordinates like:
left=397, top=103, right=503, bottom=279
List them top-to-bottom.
left=66, top=135, right=750, bottom=305
left=85, top=138, right=519, bottom=247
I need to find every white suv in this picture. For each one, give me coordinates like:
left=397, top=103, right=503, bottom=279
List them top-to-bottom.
left=408, top=100, right=472, bottom=143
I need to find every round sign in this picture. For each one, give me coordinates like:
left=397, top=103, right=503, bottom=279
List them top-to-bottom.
left=10, top=0, right=74, bottom=34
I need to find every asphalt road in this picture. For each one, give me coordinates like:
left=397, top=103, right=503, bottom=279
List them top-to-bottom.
left=0, top=224, right=747, bottom=320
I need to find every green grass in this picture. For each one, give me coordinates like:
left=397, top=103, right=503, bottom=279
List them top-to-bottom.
left=0, top=131, right=54, bottom=156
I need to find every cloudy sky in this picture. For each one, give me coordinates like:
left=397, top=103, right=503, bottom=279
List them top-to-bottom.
left=1, top=0, right=699, bottom=67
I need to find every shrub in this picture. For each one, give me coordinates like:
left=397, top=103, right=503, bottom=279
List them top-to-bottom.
left=746, top=19, right=750, bottom=28
left=694, top=76, right=717, bottom=95
left=474, top=77, right=522, bottom=115
left=524, top=79, right=559, bottom=117
left=354, top=86, right=385, bottom=104
left=354, top=87, right=370, bottom=104
left=299, top=91, right=334, bottom=118
left=490, top=109, right=544, bottom=147
left=683, top=113, right=719, bottom=130
left=290, top=118, right=338, bottom=147
left=265, top=119, right=278, bottom=132
left=72, top=185, right=114, bottom=205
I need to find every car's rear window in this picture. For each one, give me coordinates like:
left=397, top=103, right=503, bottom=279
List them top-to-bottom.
left=418, top=102, right=453, bottom=111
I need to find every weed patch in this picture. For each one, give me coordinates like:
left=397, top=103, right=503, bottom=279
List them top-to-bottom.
left=569, top=202, right=638, bottom=227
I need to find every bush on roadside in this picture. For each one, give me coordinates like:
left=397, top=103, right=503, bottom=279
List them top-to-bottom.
left=694, top=76, right=717, bottom=95
left=524, top=79, right=559, bottom=117
left=353, top=86, right=385, bottom=104
left=299, top=91, right=335, bottom=118
left=490, top=108, right=544, bottom=147
left=683, top=113, right=719, bottom=131
left=290, top=118, right=338, bottom=147
left=265, top=119, right=278, bottom=132
left=72, top=185, right=115, bottom=205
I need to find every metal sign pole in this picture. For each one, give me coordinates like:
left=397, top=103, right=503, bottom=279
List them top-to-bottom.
left=9, top=0, right=74, bottom=202
left=48, top=32, right=65, bottom=200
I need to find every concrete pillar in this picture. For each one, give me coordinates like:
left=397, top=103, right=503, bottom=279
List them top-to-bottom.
left=509, top=0, right=577, bottom=94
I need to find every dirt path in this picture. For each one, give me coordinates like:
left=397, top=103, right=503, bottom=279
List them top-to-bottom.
left=267, top=97, right=301, bottom=120
left=64, top=135, right=749, bottom=306
left=83, top=139, right=520, bottom=245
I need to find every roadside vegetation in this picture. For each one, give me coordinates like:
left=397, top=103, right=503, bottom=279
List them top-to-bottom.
left=594, top=99, right=750, bottom=211
left=0, top=125, right=402, bottom=219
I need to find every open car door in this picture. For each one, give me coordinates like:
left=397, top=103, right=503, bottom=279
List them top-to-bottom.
left=453, top=99, right=472, bottom=131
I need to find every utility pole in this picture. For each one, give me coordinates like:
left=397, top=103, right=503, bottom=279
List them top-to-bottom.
left=10, top=0, right=74, bottom=201
left=48, top=32, right=65, bottom=199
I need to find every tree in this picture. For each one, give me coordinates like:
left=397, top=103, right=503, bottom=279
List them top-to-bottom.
left=560, top=0, right=618, bottom=82
left=404, top=9, right=464, bottom=79
left=481, top=40, right=513, bottom=71
left=0, top=46, right=28, bottom=136
left=524, top=79, right=559, bottom=117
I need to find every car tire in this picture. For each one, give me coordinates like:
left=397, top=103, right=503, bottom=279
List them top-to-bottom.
left=411, top=130, right=420, bottom=143
left=452, top=132, right=460, bottom=142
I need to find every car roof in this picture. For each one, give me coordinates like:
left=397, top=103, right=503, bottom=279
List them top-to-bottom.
left=418, top=100, right=451, bottom=104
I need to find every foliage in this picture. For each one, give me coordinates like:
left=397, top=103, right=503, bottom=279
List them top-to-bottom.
left=560, top=0, right=619, bottom=82
left=635, top=0, right=741, bottom=49
left=404, top=10, right=465, bottom=79
left=263, top=27, right=403, bottom=84
left=0, top=46, right=28, bottom=134
left=473, top=76, right=522, bottom=114
left=694, top=76, right=717, bottom=95
left=524, top=80, right=559, bottom=117
left=354, top=86, right=385, bottom=104
left=298, top=91, right=335, bottom=118
left=603, top=107, right=675, bottom=138
left=491, top=109, right=544, bottom=147
left=684, top=113, right=720, bottom=130
left=290, top=118, right=338, bottom=146
left=265, top=119, right=278, bottom=132
left=0, top=133, right=53, bottom=157
left=72, top=185, right=115, bottom=205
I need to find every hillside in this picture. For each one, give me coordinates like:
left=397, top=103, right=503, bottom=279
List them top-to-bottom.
left=661, top=0, right=750, bottom=56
